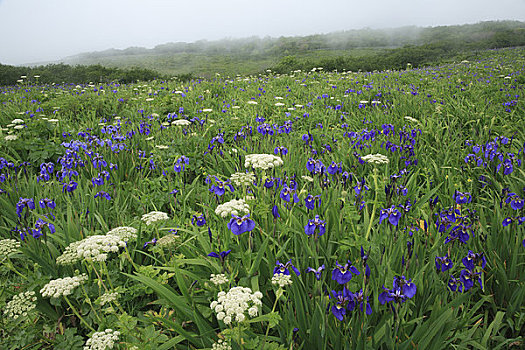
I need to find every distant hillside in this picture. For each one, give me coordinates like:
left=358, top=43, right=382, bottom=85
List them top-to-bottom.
left=56, top=21, right=525, bottom=77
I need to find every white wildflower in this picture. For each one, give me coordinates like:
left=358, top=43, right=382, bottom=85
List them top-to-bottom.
left=246, top=101, right=258, bottom=105
left=274, top=102, right=285, bottom=106
left=202, top=108, right=213, bottom=112
left=404, top=116, right=419, bottom=123
left=11, top=119, right=24, bottom=124
left=172, top=119, right=191, bottom=126
left=13, top=125, right=25, bottom=130
left=4, top=135, right=18, bottom=141
left=155, top=145, right=169, bottom=149
left=361, top=153, right=389, bottom=165
left=245, top=154, right=283, bottom=170
left=230, top=172, right=255, bottom=187
left=301, top=175, right=314, bottom=182
left=215, top=199, right=250, bottom=218
left=141, top=211, right=169, bottom=226
left=106, top=226, right=138, bottom=242
left=156, top=234, right=179, bottom=248
left=75, top=235, right=127, bottom=262
left=0, top=238, right=21, bottom=258
left=56, top=240, right=83, bottom=265
left=210, top=273, right=229, bottom=286
left=271, top=273, right=293, bottom=287
left=40, top=274, right=88, bottom=298
left=210, top=286, right=263, bottom=325
left=3, top=291, right=37, bottom=319
left=98, top=291, right=119, bottom=306
left=84, top=329, right=120, bottom=350
left=212, top=339, right=232, bottom=350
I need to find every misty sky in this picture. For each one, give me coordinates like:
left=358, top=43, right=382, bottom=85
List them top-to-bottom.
left=0, top=0, right=524, bottom=65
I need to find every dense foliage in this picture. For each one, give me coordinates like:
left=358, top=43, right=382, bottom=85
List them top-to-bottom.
left=0, top=47, right=524, bottom=349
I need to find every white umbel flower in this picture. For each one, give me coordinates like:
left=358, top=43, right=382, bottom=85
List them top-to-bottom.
left=11, top=119, right=25, bottom=124
left=172, top=119, right=191, bottom=126
left=4, top=135, right=18, bottom=141
left=361, top=153, right=389, bottom=165
left=245, top=154, right=283, bottom=170
left=230, top=172, right=255, bottom=187
left=215, top=199, right=250, bottom=218
left=141, top=211, right=169, bottom=226
left=106, top=226, right=138, bottom=242
left=75, top=235, right=127, bottom=262
left=0, top=238, right=21, bottom=258
left=56, top=241, right=83, bottom=265
left=210, top=273, right=229, bottom=286
left=271, top=273, right=293, bottom=287
left=40, top=274, right=88, bottom=298
left=210, top=286, right=262, bottom=325
left=4, top=291, right=37, bottom=319
left=98, top=291, right=119, bottom=306
left=84, top=329, right=120, bottom=350
left=212, top=339, right=232, bottom=350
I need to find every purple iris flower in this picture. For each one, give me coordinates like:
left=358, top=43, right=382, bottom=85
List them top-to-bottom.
left=94, top=191, right=111, bottom=200
left=454, top=191, right=472, bottom=205
left=16, top=198, right=35, bottom=217
left=379, top=206, right=402, bottom=226
left=192, top=214, right=206, bottom=227
left=227, top=214, right=255, bottom=235
left=304, top=215, right=326, bottom=236
left=208, top=250, right=231, bottom=260
left=461, top=250, right=486, bottom=270
left=435, top=255, right=453, bottom=272
left=273, top=260, right=300, bottom=276
left=332, top=260, right=360, bottom=284
left=306, top=265, right=325, bottom=280
left=329, top=287, right=353, bottom=321
left=348, top=289, right=372, bottom=315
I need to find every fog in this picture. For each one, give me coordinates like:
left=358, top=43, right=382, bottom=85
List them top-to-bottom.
left=0, top=0, right=524, bottom=65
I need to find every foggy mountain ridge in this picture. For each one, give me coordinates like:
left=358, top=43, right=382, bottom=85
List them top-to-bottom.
left=53, top=20, right=524, bottom=65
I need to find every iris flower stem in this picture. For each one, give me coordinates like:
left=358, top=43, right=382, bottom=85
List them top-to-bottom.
left=365, top=168, right=379, bottom=241
left=261, top=290, right=281, bottom=350
left=64, top=295, right=96, bottom=332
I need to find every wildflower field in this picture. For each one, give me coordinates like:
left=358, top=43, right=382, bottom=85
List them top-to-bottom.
left=0, top=47, right=524, bottom=349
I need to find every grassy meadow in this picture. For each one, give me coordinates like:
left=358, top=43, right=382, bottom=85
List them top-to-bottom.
left=0, top=47, right=524, bottom=349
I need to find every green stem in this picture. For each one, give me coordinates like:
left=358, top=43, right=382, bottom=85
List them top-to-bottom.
left=365, top=168, right=379, bottom=241
left=261, top=290, right=281, bottom=350
left=64, top=296, right=95, bottom=332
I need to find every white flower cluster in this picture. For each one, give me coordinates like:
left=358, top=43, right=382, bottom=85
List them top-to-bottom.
left=404, top=116, right=419, bottom=123
left=172, top=119, right=191, bottom=126
left=4, top=135, right=18, bottom=141
left=361, top=153, right=389, bottom=165
left=245, top=154, right=283, bottom=170
left=230, top=172, right=255, bottom=187
left=215, top=199, right=250, bottom=218
left=141, top=211, right=169, bottom=225
left=106, top=226, right=138, bottom=242
left=156, top=234, right=179, bottom=248
left=75, top=235, right=127, bottom=262
left=0, top=238, right=21, bottom=258
left=56, top=241, right=83, bottom=265
left=210, top=273, right=229, bottom=286
left=271, top=273, right=293, bottom=288
left=40, top=274, right=88, bottom=298
left=210, top=286, right=262, bottom=325
left=3, top=291, right=37, bottom=319
left=98, top=291, right=119, bottom=306
left=84, top=329, right=120, bottom=350
left=212, top=339, right=232, bottom=350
